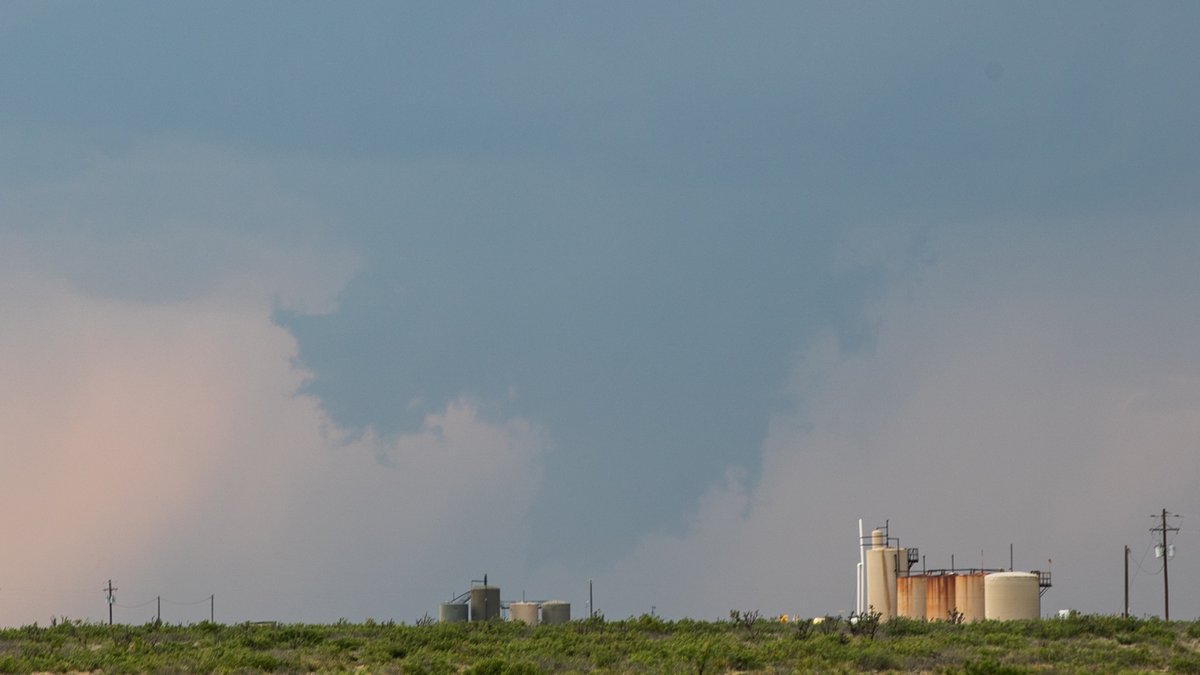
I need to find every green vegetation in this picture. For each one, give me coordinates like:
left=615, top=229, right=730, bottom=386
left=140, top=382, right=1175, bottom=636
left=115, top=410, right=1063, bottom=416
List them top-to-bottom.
left=0, top=613, right=1196, bottom=673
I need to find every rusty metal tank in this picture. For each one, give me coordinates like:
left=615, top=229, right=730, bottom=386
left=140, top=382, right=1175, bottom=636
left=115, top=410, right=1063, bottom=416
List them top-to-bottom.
left=954, top=573, right=987, bottom=622
left=925, top=574, right=957, bottom=622
left=897, top=575, right=927, bottom=620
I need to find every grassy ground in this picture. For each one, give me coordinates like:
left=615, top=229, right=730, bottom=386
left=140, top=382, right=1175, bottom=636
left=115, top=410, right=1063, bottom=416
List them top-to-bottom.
left=0, top=613, right=1198, bottom=673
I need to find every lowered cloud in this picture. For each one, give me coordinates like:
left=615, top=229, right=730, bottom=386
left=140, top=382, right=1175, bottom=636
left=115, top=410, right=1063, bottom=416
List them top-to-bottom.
left=0, top=148, right=550, bottom=626
left=597, top=225, right=1200, bottom=620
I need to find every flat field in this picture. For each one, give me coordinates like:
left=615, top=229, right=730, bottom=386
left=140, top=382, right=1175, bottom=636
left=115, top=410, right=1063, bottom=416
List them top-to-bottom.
left=1, top=613, right=1199, bottom=673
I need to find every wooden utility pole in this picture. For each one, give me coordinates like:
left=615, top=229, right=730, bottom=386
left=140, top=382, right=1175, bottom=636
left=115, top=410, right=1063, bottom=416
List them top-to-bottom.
left=1150, top=509, right=1180, bottom=620
left=1123, top=545, right=1130, bottom=619
left=104, top=580, right=117, bottom=625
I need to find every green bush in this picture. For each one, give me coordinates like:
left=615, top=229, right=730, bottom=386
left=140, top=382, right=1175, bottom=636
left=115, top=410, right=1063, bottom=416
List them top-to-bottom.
left=0, top=613, right=1194, bottom=672
left=884, top=617, right=935, bottom=636
left=854, top=648, right=900, bottom=671
left=1170, top=653, right=1200, bottom=674
left=465, top=657, right=540, bottom=674
left=961, top=657, right=1031, bottom=674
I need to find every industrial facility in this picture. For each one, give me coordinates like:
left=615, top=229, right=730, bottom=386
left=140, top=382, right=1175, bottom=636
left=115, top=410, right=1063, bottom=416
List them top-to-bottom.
left=857, top=521, right=1051, bottom=622
left=438, top=576, right=571, bottom=625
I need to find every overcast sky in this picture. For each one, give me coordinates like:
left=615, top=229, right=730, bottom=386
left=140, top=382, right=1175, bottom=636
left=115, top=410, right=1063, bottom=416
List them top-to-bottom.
left=1, top=2, right=1199, bottom=625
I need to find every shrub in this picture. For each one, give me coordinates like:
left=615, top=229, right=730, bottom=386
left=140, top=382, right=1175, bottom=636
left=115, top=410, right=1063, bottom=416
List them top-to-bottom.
left=848, top=608, right=882, bottom=640
left=728, top=609, right=761, bottom=633
left=634, top=613, right=669, bottom=633
left=815, top=615, right=842, bottom=634
left=884, top=616, right=934, bottom=637
left=853, top=645, right=900, bottom=671
left=1170, top=653, right=1200, bottom=674
left=465, top=657, right=539, bottom=674
left=961, top=657, right=1031, bottom=674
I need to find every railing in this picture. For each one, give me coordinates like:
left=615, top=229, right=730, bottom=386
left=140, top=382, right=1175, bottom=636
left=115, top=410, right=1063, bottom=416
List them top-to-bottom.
left=1034, top=570, right=1052, bottom=596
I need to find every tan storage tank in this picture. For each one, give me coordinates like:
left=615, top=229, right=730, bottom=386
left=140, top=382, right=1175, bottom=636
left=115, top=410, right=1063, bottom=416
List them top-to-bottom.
left=865, top=531, right=909, bottom=620
left=984, top=572, right=1040, bottom=620
left=925, top=574, right=957, bottom=622
left=955, top=574, right=987, bottom=622
left=897, top=575, right=927, bottom=620
left=470, top=586, right=501, bottom=621
left=541, top=601, right=571, bottom=624
left=508, top=602, right=539, bottom=625
left=439, top=603, right=468, bottom=623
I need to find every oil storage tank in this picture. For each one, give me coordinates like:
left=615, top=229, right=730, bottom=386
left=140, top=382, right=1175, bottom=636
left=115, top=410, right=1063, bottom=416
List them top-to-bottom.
left=865, top=530, right=909, bottom=620
left=984, top=572, right=1040, bottom=620
left=955, top=573, right=987, bottom=622
left=925, top=574, right=957, bottom=622
left=897, top=575, right=927, bottom=620
left=470, top=585, right=501, bottom=621
left=541, top=601, right=571, bottom=624
left=509, top=602, right=539, bottom=625
left=439, top=603, right=468, bottom=623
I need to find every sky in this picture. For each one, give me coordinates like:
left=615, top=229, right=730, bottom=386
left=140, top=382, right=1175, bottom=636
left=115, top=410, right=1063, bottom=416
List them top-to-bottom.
left=1, top=2, right=1198, bottom=625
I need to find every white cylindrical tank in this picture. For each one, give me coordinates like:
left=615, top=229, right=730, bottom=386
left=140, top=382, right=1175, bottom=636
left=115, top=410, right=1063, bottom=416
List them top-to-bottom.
left=984, top=572, right=1040, bottom=620
left=955, top=574, right=987, bottom=622
left=897, top=575, right=927, bottom=620
left=470, top=586, right=501, bottom=621
left=541, top=601, right=571, bottom=624
left=509, top=602, right=539, bottom=625
left=439, top=603, right=468, bottom=623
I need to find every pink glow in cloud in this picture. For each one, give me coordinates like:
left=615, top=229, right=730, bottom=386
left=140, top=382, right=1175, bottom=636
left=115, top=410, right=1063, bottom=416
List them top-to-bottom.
left=0, top=237, right=549, bottom=626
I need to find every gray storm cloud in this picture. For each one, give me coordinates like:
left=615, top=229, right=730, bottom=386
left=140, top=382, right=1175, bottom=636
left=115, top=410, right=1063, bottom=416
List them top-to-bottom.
left=594, top=226, right=1200, bottom=620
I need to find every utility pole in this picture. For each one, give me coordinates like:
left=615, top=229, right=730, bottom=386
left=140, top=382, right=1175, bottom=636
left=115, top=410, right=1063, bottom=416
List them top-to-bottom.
left=1150, top=508, right=1180, bottom=620
left=1123, top=545, right=1130, bottom=619
left=104, top=580, right=117, bottom=626
left=210, top=595, right=215, bottom=623
left=157, top=596, right=161, bottom=625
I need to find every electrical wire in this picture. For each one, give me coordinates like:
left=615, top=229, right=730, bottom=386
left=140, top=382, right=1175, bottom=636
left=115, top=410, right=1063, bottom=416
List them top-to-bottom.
left=1129, top=540, right=1160, bottom=579
left=113, top=596, right=160, bottom=609
left=161, top=596, right=212, bottom=606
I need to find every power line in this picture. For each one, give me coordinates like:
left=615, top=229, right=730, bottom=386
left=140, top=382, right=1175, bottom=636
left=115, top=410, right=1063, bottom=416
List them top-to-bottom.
left=1130, top=540, right=1159, bottom=578
left=161, top=596, right=214, bottom=606
left=113, top=598, right=157, bottom=609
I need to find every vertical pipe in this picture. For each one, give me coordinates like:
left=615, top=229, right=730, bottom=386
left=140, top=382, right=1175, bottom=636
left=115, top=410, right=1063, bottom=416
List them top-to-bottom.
left=857, top=519, right=865, bottom=614
left=856, top=563, right=863, bottom=615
